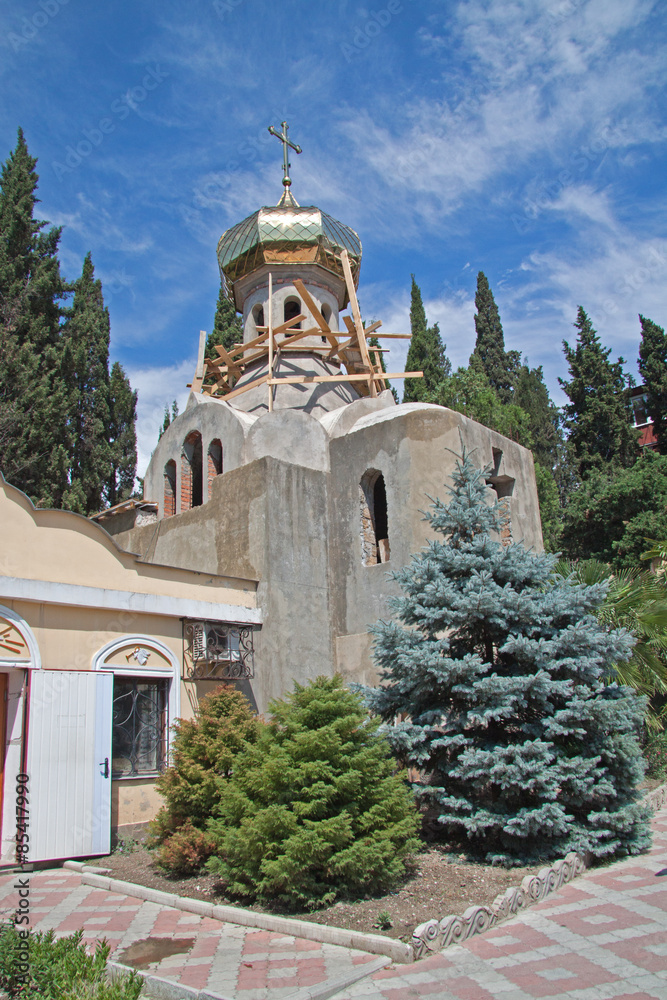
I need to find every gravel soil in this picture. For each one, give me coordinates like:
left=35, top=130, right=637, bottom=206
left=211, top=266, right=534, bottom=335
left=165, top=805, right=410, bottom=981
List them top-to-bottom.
left=91, top=845, right=547, bottom=943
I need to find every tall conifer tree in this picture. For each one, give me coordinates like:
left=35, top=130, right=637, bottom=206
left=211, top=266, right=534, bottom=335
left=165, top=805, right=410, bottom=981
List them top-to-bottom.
left=0, top=128, right=70, bottom=506
left=61, top=253, right=111, bottom=513
left=470, top=272, right=519, bottom=404
left=403, top=276, right=450, bottom=403
left=207, top=285, right=242, bottom=357
left=560, top=307, right=637, bottom=478
left=638, top=314, right=667, bottom=451
left=107, top=361, right=137, bottom=506
left=513, top=363, right=561, bottom=471
left=368, top=453, right=650, bottom=862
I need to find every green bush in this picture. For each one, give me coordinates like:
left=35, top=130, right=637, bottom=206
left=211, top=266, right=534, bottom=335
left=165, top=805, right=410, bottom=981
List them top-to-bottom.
left=206, top=675, right=420, bottom=911
left=149, top=683, right=259, bottom=849
left=644, top=733, right=667, bottom=780
left=155, top=819, right=216, bottom=875
left=0, top=924, right=142, bottom=999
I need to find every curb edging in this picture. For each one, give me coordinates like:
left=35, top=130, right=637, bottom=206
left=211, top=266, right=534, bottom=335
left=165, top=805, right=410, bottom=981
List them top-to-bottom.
left=410, top=778, right=667, bottom=959
left=64, top=865, right=412, bottom=964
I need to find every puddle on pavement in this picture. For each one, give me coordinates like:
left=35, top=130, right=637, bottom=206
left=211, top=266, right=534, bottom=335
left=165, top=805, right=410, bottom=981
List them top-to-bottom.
left=117, top=937, right=195, bottom=969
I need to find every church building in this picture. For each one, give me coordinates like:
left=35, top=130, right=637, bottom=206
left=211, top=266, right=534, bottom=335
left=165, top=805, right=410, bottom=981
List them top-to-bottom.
left=103, top=123, right=543, bottom=716
left=0, top=125, right=542, bottom=860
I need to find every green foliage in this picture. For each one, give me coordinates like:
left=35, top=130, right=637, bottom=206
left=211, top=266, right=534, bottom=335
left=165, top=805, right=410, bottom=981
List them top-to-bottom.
left=0, top=128, right=70, bottom=507
left=0, top=131, right=137, bottom=512
left=61, top=253, right=112, bottom=514
left=469, top=272, right=520, bottom=404
left=403, top=277, right=451, bottom=403
left=207, top=285, right=242, bottom=357
left=560, top=307, right=638, bottom=478
left=638, top=314, right=667, bottom=451
left=107, top=362, right=137, bottom=507
left=438, top=363, right=533, bottom=445
left=513, top=363, right=562, bottom=471
left=562, top=451, right=667, bottom=569
left=367, top=452, right=651, bottom=864
left=534, top=463, right=562, bottom=552
left=554, top=558, right=667, bottom=729
left=206, top=676, right=420, bottom=910
left=150, top=683, right=259, bottom=844
left=642, top=732, right=667, bottom=779
left=156, top=819, right=216, bottom=875
left=0, top=924, right=142, bottom=999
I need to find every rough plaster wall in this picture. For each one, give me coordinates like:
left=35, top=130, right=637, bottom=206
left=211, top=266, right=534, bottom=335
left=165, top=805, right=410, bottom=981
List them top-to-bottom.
left=328, top=405, right=543, bottom=681
left=114, top=457, right=332, bottom=716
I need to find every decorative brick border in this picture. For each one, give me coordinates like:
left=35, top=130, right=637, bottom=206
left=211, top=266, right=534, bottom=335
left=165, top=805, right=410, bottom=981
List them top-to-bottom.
left=411, top=779, right=667, bottom=960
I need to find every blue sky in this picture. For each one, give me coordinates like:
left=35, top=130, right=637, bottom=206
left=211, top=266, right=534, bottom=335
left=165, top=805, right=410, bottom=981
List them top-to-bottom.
left=2, top=0, right=666, bottom=474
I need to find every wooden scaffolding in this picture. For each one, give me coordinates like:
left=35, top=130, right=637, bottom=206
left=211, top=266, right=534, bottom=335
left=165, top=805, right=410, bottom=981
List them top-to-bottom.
left=189, top=250, right=423, bottom=407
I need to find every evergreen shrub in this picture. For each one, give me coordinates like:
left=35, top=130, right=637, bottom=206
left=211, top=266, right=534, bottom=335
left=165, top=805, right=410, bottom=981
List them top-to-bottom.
left=367, top=452, right=651, bottom=864
left=206, top=676, right=420, bottom=910
left=149, top=684, right=259, bottom=870
left=0, top=924, right=141, bottom=999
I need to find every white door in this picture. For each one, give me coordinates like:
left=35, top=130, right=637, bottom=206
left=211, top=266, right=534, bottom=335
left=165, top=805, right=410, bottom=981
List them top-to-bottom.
left=26, top=671, right=113, bottom=863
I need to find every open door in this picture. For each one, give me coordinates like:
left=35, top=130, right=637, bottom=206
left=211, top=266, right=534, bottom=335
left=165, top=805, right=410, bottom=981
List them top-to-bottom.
left=26, top=671, right=113, bottom=863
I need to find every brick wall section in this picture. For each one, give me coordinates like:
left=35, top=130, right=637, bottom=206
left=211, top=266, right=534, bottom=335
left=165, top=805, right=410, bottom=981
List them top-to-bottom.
left=208, top=440, right=223, bottom=500
left=180, top=453, right=192, bottom=512
left=163, top=462, right=176, bottom=518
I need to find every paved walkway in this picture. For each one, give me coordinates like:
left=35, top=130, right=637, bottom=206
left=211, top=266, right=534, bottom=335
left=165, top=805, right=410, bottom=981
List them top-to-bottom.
left=0, top=807, right=665, bottom=999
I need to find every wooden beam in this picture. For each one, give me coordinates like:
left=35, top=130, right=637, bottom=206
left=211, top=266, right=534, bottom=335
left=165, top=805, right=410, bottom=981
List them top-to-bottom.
left=341, top=248, right=377, bottom=397
left=268, top=273, right=273, bottom=413
left=291, top=279, right=339, bottom=350
left=326, top=320, right=382, bottom=360
left=190, top=329, right=208, bottom=393
left=267, top=371, right=423, bottom=386
left=217, top=373, right=270, bottom=401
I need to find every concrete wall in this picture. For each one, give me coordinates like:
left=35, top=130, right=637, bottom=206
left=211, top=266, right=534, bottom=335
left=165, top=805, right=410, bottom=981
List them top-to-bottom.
left=119, top=401, right=543, bottom=713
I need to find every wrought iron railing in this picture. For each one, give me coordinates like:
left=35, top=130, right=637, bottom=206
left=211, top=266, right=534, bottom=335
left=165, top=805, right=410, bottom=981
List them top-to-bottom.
left=182, top=620, right=255, bottom=680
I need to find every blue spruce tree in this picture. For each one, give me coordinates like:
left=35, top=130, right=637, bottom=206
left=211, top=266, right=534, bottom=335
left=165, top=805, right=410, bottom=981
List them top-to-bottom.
left=367, top=452, right=651, bottom=863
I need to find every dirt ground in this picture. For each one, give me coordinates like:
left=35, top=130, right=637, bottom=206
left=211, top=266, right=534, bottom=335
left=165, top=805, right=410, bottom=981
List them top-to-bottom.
left=93, top=845, right=547, bottom=943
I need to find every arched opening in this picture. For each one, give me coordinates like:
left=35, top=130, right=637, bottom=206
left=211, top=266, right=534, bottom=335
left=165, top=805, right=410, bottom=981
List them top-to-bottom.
left=284, top=297, right=301, bottom=330
left=321, top=303, right=332, bottom=343
left=253, top=304, right=265, bottom=331
left=181, top=432, right=203, bottom=510
left=208, top=439, right=223, bottom=499
left=163, top=460, right=176, bottom=518
left=359, top=469, right=390, bottom=566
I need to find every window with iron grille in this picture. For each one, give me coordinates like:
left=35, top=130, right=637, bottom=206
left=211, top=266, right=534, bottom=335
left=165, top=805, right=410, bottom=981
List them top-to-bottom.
left=183, top=621, right=254, bottom=679
left=112, top=676, right=169, bottom=777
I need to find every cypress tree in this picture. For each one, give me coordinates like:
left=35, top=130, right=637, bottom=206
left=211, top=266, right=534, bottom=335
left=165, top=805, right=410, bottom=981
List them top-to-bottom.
left=0, top=129, right=71, bottom=506
left=61, top=253, right=111, bottom=514
left=470, top=272, right=519, bottom=404
left=403, top=276, right=451, bottom=403
left=207, top=284, right=242, bottom=357
left=560, top=307, right=637, bottom=478
left=638, top=314, right=667, bottom=450
left=107, top=361, right=137, bottom=506
left=513, top=363, right=561, bottom=471
left=367, top=452, right=650, bottom=863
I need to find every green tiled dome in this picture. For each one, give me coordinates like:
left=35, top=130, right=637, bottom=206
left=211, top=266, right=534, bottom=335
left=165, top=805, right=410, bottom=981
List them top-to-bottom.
left=217, top=193, right=362, bottom=296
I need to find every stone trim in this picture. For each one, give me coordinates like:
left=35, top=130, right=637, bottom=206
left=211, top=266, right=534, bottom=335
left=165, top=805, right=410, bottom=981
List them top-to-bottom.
left=411, top=779, right=667, bottom=960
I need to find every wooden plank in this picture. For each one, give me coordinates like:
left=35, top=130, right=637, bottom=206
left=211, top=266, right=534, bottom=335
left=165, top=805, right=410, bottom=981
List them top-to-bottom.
left=341, top=248, right=377, bottom=397
left=268, top=273, right=273, bottom=413
left=292, top=279, right=338, bottom=349
left=268, top=314, right=308, bottom=336
left=326, top=320, right=383, bottom=360
left=267, top=371, right=423, bottom=386
left=217, top=373, right=270, bottom=401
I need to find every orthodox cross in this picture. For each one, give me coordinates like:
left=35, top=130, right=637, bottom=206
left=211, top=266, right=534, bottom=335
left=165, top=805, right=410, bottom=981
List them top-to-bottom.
left=267, top=121, right=302, bottom=191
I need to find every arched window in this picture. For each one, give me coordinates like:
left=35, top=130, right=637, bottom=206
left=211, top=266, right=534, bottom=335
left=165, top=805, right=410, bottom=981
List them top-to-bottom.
left=284, top=297, right=301, bottom=330
left=321, top=303, right=332, bottom=342
left=253, top=304, right=265, bottom=330
left=181, top=432, right=203, bottom=510
left=208, top=439, right=223, bottom=499
left=164, top=460, right=176, bottom=518
left=359, top=469, right=390, bottom=566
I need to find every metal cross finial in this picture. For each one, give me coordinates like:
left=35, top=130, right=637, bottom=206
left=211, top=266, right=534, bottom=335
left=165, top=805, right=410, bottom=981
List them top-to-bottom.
left=267, top=121, right=302, bottom=191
